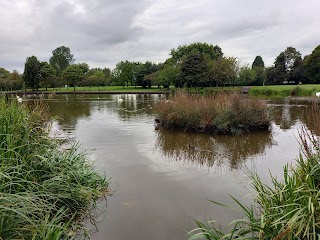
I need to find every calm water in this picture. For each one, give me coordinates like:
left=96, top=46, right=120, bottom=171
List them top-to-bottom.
left=47, top=94, right=316, bottom=240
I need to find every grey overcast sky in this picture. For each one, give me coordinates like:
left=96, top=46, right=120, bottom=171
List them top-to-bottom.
left=0, top=0, right=319, bottom=72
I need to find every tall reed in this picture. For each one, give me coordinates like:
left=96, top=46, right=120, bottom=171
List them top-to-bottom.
left=155, top=93, right=270, bottom=134
left=0, top=99, right=109, bottom=239
left=189, top=103, right=320, bottom=239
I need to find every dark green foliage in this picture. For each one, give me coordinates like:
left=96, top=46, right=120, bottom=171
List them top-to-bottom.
left=170, top=42, right=223, bottom=64
left=304, top=45, right=320, bottom=83
left=49, top=46, right=75, bottom=76
left=270, top=47, right=302, bottom=84
left=180, top=53, right=209, bottom=88
left=252, top=55, right=265, bottom=68
left=23, top=56, right=41, bottom=90
left=208, top=57, right=238, bottom=87
left=111, top=61, right=140, bottom=87
left=135, top=61, right=160, bottom=88
left=39, top=62, right=56, bottom=90
left=63, top=64, right=83, bottom=91
left=237, top=65, right=257, bottom=86
left=0, top=67, right=10, bottom=78
left=0, top=70, right=23, bottom=91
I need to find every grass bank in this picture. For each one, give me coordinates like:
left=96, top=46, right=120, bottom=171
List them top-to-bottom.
left=249, top=84, right=320, bottom=97
left=33, top=86, right=167, bottom=92
left=155, top=93, right=270, bottom=135
left=0, top=99, right=109, bottom=239
left=189, top=104, right=320, bottom=239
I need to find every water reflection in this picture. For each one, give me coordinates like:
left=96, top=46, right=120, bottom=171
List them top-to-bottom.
left=47, top=94, right=164, bottom=132
left=268, top=98, right=314, bottom=130
left=155, top=128, right=273, bottom=170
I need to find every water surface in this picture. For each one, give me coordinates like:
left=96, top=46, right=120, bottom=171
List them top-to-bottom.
left=47, top=94, right=315, bottom=239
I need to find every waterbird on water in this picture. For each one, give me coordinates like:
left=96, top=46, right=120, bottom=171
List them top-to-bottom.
left=316, top=92, right=320, bottom=97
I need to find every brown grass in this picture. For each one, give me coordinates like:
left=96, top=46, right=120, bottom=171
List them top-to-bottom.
left=155, top=93, right=270, bottom=134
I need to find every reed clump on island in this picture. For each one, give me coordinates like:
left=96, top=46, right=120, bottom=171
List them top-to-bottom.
left=155, top=93, right=270, bottom=135
left=0, top=99, right=109, bottom=239
left=189, top=103, right=320, bottom=240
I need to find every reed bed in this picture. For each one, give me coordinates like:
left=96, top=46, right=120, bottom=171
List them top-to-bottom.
left=155, top=93, right=270, bottom=134
left=0, top=99, right=109, bottom=239
left=189, top=103, right=320, bottom=239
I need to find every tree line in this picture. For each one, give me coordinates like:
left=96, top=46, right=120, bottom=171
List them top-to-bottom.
left=0, top=43, right=320, bottom=91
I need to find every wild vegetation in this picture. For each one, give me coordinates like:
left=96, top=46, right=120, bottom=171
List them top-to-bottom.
left=155, top=93, right=270, bottom=134
left=0, top=99, right=109, bottom=239
left=189, top=103, right=320, bottom=239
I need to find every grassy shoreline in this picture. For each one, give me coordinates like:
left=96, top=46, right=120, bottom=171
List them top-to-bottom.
left=3, top=84, right=320, bottom=97
left=249, top=84, right=320, bottom=97
left=0, top=99, right=109, bottom=239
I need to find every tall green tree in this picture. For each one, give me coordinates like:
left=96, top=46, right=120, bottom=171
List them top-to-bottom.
left=170, top=42, right=223, bottom=64
left=304, top=45, right=320, bottom=83
left=49, top=46, right=75, bottom=76
left=273, top=47, right=301, bottom=83
left=179, top=53, right=209, bottom=88
left=23, top=56, right=41, bottom=90
left=252, top=56, right=265, bottom=68
left=208, top=57, right=238, bottom=87
left=111, top=61, right=140, bottom=87
left=39, top=62, right=56, bottom=90
left=135, top=62, right=160, bottom=88
left=63, top=65, right=83, bottom=91
left=157, top=65, right=180, bottom=88
left=237, top=65, right=257, bottom=86
left=0, top=68, right=10, bottom=78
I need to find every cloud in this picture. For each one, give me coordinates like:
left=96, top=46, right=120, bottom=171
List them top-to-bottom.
left=0, top=0, right=319, bottom=72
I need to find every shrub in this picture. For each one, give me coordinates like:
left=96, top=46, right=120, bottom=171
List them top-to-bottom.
left=155, top=93, right=270, bottom=134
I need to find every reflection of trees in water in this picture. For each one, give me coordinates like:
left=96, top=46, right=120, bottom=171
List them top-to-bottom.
left=47, top=93, right=167, bottom=131
left=115, top=94, right=165, bottom=120
left=47, top=95, right=91, bottom=132
left=269, top=99, right=313, bottom=130
left=155, top=128, right=273, bottom=170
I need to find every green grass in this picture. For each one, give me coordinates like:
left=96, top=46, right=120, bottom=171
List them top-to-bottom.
left=249, top=84, right=320, bottom=97
left=36, top=85, right=167, bottom=92
left=155, top=93, right=270, bottom=135
left=0, top=99, right=109, bottom=239
left=189, top=103, right=320, bottom=239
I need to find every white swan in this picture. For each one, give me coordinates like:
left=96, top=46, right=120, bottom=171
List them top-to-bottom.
left=316, top=92, right=320, bottom=97
left=16, top=95, right=22, bottom=103
left=117, top=96, right=124, bottom=102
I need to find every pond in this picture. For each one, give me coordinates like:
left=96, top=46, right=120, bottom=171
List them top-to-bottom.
left=47, top=94, right=316, bottom=239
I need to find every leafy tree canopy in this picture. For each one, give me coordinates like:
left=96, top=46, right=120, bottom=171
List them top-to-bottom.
left=170, top=42, right=223, bottom=64
left=304, top=45, right=320, bottom=83
left=49, top=46, right=75, bottom=76
left=179, top=52, right=209, bottom=88
left=23, top=56, right=41, bottom=90
left=252, top=56, right=265, bottom=68
left=208, top=57, right=239, bottom=86
left=39, top=62, right=56, bottom=90
left=63, top=64, right=83, bottom=91
left=237, top=65, right=257, bottom=86
left=0, top=68, right=10, bottom=78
